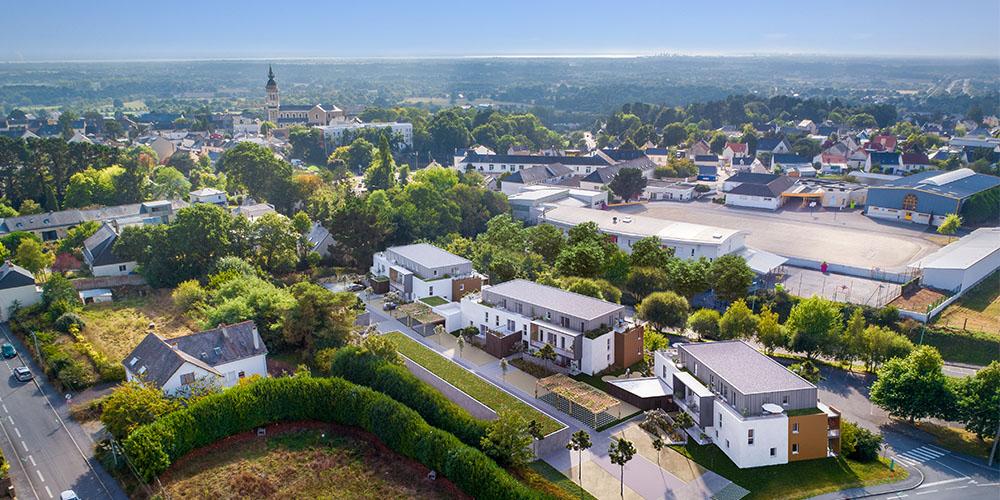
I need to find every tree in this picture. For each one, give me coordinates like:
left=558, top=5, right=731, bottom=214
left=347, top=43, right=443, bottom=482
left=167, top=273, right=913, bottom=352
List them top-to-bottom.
left=259, top=121, right=276, bottom=137
left=661, top=123, right=688, bottom=147
left=288, top=126, right=327, bottom=165
left=364, top=134, right=397, bottom=191
left=330, top=138, right=375, bottom=173
left=217, top=142, right=294, bottom=210
left=150, top=166, right=192, bottom=200
left=608, top=167, right=647, bottom=202
left=251, top=212, right=299, bottom=275
left=937, top=214, right=962, bottom=241
left=56, top=220, right=100, bottom=254
left=526, top=224, right=565, bottom=264
left=630, top=236, right=673, bottom=269
left=14, top=238, right=53, bottom=279
left=556, top=243, right=606, bottom=278
left=708, top=254, right=754, bottom=303
left=665, top=258, right=711, bottom=299
left=624, top=266, right=669, bottom=303
left=283, top=282, right=358, bottom=356
left=637, top=291, right=689, bottom=332
left=786, top=296, right=842, bottom=359
left=718, top=299, right=757, bottom=340
left=755, top=306, right=787, bottom=355
left=687, top=308, right=720, bottom=340
left=837, top=308, right=867, bottom=368
left=860, top=325, right=913, bottom=372
left=535, top=343, right=556, bottom=369
left=870, top=346, right=955, bottom=422
left=955, top=361, right=999, bottom=441
left=100, top=381, right=179, bottom=439
left=480, top=409, right=534, bottom=468
left=526, top=419, right=544, bottom=457
left=840, top=421, right=883, bottom=462
left=566, top=430, right=592, bottom=495
left=651, top=437, right=664, bottom=465
left=608, top=438, right=636, bottom=499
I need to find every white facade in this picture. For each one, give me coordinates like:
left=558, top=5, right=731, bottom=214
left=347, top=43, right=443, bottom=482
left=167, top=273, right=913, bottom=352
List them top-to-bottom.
left=232, top=116, right=261, bottom=135
left=321, top=122, right=414, bottom=147
left=645, top=183, right=697, bottom=201
left=190, top=188, right=227, bottom=206
left=725, top=193, right=783, bottom=210
left=914, top=228, right=1000, bottom=293
left=92, top=261, right=137, bottom=277
left=0, top=284, right=41, bottom=321
left=580, top=331, right=614, bottom=375
left=131, top=355, right=268, bottom=396
left=712, top=400, right=790, bottom=468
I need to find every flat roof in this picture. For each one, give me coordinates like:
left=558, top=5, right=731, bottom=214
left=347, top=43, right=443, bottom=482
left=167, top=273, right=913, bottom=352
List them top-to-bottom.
left=542, top=206, right=744, bottom=246
left=911, top=227, right=1000, bottom=270
left=388, top=243, right=470, bottom=269
left=736, top=247, right=788, bottom=274
left=484, top=279, right=623, bottom=321
left=679, top=340, right=815, bottom=394
left=607, top=377, right=671, bottom=399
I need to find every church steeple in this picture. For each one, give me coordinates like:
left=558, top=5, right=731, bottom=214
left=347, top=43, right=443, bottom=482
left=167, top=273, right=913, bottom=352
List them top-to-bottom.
left=265, top=65, right=280, bottom=123
left=266, top=65, right=277, bottom=89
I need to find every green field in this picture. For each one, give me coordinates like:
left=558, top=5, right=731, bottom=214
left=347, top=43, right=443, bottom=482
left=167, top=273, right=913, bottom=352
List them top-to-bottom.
left=385, top=332, right=563, bottom=434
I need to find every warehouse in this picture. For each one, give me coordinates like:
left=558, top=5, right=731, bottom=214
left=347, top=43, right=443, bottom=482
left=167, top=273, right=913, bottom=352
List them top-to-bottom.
left=865, top=168, right=1000, bottom=226
left=910, top=227, right=1000, bottom=293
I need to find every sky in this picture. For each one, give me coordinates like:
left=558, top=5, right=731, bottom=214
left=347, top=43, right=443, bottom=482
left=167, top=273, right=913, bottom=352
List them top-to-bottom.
left=2, top=0, right=998, bottom=61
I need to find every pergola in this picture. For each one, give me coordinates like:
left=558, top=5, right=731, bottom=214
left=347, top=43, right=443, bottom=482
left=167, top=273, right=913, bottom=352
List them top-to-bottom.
left=393, top=302, right=444, bottom=335
left=535, top=374, right=623, bottom=428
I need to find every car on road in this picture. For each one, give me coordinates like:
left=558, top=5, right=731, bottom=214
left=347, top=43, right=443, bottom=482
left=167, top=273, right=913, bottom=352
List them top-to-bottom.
left=382, top=302, right=397, bottom=311
left=1, top=343, right=15, bottom=359
left=13, top=366, right=32, bottom=382
left=60, top=491, right=80, bottom=500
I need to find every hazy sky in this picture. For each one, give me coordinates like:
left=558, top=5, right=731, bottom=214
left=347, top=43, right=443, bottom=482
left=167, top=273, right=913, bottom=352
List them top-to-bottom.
left=3, top=0, right=998, bottom=61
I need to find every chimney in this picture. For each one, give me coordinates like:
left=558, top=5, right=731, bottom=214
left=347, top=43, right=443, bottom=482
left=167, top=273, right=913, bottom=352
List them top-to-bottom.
left=219, top=324, right=229, bottom=339
left=252, top=325, right=260, bottom=350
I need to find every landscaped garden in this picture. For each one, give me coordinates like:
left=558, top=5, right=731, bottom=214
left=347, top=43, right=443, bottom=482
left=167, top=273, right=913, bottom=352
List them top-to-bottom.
left=419, top=295, right=449, bottom=307
left=385, top=331, right=563, bottom=434
left=159, top=425, right=462, bottom=499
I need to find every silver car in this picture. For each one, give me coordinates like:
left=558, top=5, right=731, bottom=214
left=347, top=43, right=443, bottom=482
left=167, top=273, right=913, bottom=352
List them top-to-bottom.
left=13, top=366, right=32, bottom=382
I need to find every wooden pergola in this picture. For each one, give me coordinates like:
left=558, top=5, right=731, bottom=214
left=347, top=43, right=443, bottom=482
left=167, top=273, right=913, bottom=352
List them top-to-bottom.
left=535, top=374, right=622, bottom=428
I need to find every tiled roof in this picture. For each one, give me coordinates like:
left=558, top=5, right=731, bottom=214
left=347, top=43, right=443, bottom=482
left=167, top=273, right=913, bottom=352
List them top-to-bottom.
left=462, top=152, right=610, bottom=167
left=0, top=262, right=35, bottom=290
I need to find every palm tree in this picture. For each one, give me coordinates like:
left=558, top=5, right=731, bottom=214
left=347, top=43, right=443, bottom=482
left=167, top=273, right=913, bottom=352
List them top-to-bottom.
left=456, top=335, right=465, bottom=358
left=499, top=357, right=509, bottom=381
left=565, top=430, right=592, bottom=498
left=651, top=437, right=664, bottom=466
left=608, top=438, right=636, bottom=498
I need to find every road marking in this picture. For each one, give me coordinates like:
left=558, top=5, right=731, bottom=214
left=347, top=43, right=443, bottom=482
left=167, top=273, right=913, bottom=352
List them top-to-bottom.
left=1, top=404, right=6, bottom=413
left=6, top=416, right=12, bottom=425
left=13, top=427, right=20, bottom=438
left=20, top=440, right=27, bottom=452
left=28, top=455, right=35, bottom=466
left=35, top=469, right=44, bottom=482
left=917, top=478, right=968, bottom=489
left=945, top=485, right=968, bottom=490
left=44, top=486, right=52, bottom=498
left=914, top=490, right=938, bottom=495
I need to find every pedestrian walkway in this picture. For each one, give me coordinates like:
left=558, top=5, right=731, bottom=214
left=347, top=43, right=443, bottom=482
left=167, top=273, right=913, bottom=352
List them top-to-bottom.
left=894, top=445, right=948, bottom=466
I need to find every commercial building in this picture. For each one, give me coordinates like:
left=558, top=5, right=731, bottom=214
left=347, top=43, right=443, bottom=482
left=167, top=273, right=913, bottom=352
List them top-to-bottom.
left=320, top=121, right=414, bottom=148
left=455, top=152, right=611, bottom=177
left=866, top=168, right=1000, bottom=226
left=724, top=175, right=796, bottom=211
left=643, top=180, right=699, bottom=201
left=508, top=187, right=607, bottom=224
left=540, top=206, right=746, bottom=260
left=910, top=227, right=1000, bottom=293
left=371, top=243, right=484, bottom=302
left=459, top=279, right=642, bottom=375
left=655, top=341, right=841, bottom=468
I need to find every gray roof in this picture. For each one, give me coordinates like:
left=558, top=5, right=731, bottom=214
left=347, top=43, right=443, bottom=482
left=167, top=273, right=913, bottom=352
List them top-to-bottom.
left=462, top=152, right=611, bottom=167
left=581, top=156, right=656, bottom=184
left=506, top=163, right=573, bottom=184
left=877, top=168, right=1000, bottom=200
left=726, top=172, right=781, bottom=184
left=727, top=176, right=796, bottom=197
left=0, top=199, right=187, bottom=233
left=83, top=223, right=131, bottom=267
left=912, top=227, right=1000, bottom=270
left=388, top=243, right=470, bottom=269
left=0, top=262, right=35, bottom=290
left=484, top=279, right=623, bottom=321
left=123, top=321, right=266, bottom=388
left=679, top=340, right=815, bottom=394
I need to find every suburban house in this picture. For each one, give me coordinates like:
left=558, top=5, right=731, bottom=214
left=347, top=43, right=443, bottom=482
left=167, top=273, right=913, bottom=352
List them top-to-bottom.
left=797, top=119, right=818, bottom=134
left=867, top=134, right=898, bottom=152
left=755, top=138, right=791, bottom=156
left=687, top=140, right=711, bottom=159
left=722, top=143, right=749, bottom=162
left=644, top=147, right=671, bottom=166
left=866, top=151, right=904, bottom=174
left=455, top=152, right=611, bottom=177
left=900, top=152, right=932, bottom=173
left=770, top=154, right=812, bottom=171
left=578, top=156, right=658, bottom=192
left=731, top=156, right=765, bottom=173
left=500, top=163, right=575, bottom=195
left=865, top=168, right=1000, bottom=226
left=724, top=175, right=796, bottom=211
left=643, top=180, right=699, bottom=201
left=189, top=187, right=227, bottom=206
left=508, top=187, right=607, bottom=224
left=0, top=200, right=187, bottom=242
left=232, top=202, right=277, bottom=222
left=541, top=205, right=746, bottom=260
left=82, top=222, right=137, bottom=277
left=306, top=222, right=336, bottom=258
left=910, top=227, right=1000, bottom=294
left=370, top=243, right=484, bottom=302
left=0, top=261, right=41, bottom=321
left=459, top=279, right=643, bottom=375
left=123, top=321, right=268, bottom=395
left=655, top=341, right=841, bottom=468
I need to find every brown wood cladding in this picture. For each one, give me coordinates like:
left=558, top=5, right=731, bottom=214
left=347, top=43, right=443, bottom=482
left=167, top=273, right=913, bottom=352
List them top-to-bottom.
left=451, top=276, right=483, bottom=301
left=614, top=324, right=644, bottom=369
left=788, top=413, right=829, bottom=462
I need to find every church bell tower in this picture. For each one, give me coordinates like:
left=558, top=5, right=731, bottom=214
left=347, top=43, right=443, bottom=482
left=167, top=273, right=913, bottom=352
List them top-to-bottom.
left=265, top=65, right=280, bottom=123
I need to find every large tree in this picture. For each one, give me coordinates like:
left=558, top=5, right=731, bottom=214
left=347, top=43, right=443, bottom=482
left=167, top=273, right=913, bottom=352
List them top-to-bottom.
left=363, top=133, right=397, bottom=191
left=217, top=142, right=294, bottom=210
left=608, top=167, right=647, bottom=202
left=251, top=212, right=299, bottom=275
left=630, top=236, right=673, bottom=269
left=708, top=254, right=754, bottom=303
left=665, top=257, right=711, bottom=298
left=283, top=282, right=358, bottom=356
left=637, top=291, right=689, bottom=332
left=785, top=296, right=842, bottom=359
left=718, top=299, right=757, bottom=340
left=755, top=306, right=787, bottom=354
left=870, top=346, right=955, bottom=422
left=955, top=361, right=1000, bottom=441
left=100, top=381, right=179, bottom=439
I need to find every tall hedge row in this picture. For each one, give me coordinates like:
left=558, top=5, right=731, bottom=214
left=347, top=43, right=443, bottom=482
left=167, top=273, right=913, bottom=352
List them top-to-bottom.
left=328, top=345, right=490, bottom=447
left=122, top=376, right=541, bottom=499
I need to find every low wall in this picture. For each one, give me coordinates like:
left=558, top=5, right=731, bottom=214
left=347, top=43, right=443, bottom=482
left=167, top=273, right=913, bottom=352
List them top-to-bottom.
left=71, top=274, right=146, bottom=290
left=400, top=356, right=497, bottom=421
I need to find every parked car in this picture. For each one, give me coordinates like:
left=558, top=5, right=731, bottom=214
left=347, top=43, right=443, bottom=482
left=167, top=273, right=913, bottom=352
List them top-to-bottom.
left=347, top=283, right=366, bottom=292
left=382, top=302, right=397, bottom=311
left=1, top=343, right=15, bottom=359
left=13, top=366, right=32, bottom=382
left=60, top=491, right=80, bottom=500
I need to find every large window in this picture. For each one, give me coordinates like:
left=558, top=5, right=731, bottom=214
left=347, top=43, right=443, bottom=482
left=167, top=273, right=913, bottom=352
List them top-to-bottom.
left=902, top=194, right=918, bottom=211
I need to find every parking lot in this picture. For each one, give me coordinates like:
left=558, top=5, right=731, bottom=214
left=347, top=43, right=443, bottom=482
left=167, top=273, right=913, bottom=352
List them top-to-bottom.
left=614, top=201, right=943, bottom=271
left=779, top=266, right=901, bottom=307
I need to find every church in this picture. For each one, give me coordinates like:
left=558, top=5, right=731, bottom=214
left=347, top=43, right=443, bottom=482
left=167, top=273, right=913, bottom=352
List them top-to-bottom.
left=265, top=66, right=347, bottom=126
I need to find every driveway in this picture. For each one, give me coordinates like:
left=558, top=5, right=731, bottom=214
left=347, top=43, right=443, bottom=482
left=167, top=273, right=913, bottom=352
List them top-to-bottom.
left=0, top=324, right=126, bottom=500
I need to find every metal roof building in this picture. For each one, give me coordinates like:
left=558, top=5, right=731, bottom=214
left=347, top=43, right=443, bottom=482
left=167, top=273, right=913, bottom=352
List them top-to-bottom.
left=911, top=227, right=1000, bottom=293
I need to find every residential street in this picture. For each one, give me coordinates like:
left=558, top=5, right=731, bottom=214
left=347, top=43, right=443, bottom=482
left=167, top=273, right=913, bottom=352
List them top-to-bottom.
left=0, top=324, right=126, bottom=500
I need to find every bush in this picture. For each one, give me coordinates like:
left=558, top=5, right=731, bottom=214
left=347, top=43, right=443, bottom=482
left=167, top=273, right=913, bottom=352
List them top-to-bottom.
left=172, top=280, right=207, bottom=311
left=55, top=312, right=85, bottom=333
left=328, top=346, right=488, bottom=448
left=789, top=360, right=820, bottom=383
left=122, top=376, right=536, bottom=499
left=841, top=421, right=882, bottom=462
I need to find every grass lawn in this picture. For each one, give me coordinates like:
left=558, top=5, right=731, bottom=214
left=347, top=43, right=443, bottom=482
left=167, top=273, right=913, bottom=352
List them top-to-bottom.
left=936, top=271, right=1000, bottom=335
left=78, top=290, right=200, bottom=361
left=419, top=296, right=448, bottom=307
left=385, top=332, right=563, bottom=435
left=915, top=421, right=993, bottom=459
left=159, top=428, right=458, bottom=499
left=671, top=442, right=907, bottom=500
left=518, top=460, right=598, bottom=500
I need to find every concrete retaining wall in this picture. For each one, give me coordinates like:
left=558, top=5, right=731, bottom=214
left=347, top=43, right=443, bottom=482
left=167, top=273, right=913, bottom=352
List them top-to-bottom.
left=400, top=356, right=497, bottom=421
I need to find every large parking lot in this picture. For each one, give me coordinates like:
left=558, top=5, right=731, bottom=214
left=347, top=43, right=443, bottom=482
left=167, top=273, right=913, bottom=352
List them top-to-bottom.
left=613, top=201, right=943, bottom=271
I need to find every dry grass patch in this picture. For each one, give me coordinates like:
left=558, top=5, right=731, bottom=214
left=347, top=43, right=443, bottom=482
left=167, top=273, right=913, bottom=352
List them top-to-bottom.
left=936, top=271, right=1000, bottom=336
left=78, top=290, right=200, bottom=361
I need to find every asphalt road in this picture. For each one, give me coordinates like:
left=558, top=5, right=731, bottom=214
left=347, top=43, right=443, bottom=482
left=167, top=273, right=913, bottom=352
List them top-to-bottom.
left=0, top=324, right=126, bottom=500
left=815, top=365, right=999, bottom=499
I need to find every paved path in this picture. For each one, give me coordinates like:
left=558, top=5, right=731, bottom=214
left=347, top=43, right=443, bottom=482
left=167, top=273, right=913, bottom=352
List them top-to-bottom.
left=0, top=324, right=126, bottom=500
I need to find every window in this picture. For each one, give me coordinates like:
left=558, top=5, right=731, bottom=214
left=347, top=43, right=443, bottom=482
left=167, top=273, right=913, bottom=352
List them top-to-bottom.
left=902, top=194, right=917, bottom=211
left=691, top=249, right=695, bottom=257
left=119, top=265, right=127, bottom=272
left=433, top=270, right=438, bottom=276
left=459, top=284, right=465, bottom=291
left=429, top=286, right=433, bottom=295
left=516, top=303, right=522, bottom=314
left=485, top=312, right=489, bottom=322
left=546, top=312, right=552, bottom=321
left=507, top=320, right=515, bottom=331
left=560, top=337, right=565, bottom=350
left=662, top=365, right=667, bottom=377
left=238, top=371, right=246, bottom=378
left=180, top=372, right=195, bottom=385
left=782, top=395, right=789, bottom=406
left=718, top=413, right=722, bottom=427
left=792, top=423, right=799, bottom=434
left=748, top=429, right=754, bottom=445
left=726, top=439, right=730, bottom=448
left=792, top=443, right=799, bottom=455
left=770, top=447, right=776, bottom=457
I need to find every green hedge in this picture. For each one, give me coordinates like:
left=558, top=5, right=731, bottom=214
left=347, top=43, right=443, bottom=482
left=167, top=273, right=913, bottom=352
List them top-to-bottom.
left=903, top=328, right=1000, bottom=366
left=328, top=346, right=489, bottom=448
left=123, top=376, right=542, bottom=499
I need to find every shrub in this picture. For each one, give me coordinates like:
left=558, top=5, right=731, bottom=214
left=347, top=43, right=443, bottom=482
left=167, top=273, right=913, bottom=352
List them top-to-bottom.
left=172, top=279, right=207, bottom=311
left=55, top=312, right=85, bottom=333
left=790, top=360, right=820, bottom=383
left=121, top=376, right=536, bottom=499
left=840, top=421, right=882, bottom=462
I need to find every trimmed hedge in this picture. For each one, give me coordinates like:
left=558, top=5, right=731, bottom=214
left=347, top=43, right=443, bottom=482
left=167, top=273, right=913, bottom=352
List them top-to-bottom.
left=328, top=346, right=489, bottom=448
left=123, top=376, right=542, bottom=499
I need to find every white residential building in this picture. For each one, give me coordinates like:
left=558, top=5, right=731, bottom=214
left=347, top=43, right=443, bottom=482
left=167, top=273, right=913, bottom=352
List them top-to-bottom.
left=320, top=121, right=414, bottom=147
left=189, top=188, right=227, bottom=206
left=371, top=243, right=485, bottom=302
left=0, top=262, right=41, bottom=321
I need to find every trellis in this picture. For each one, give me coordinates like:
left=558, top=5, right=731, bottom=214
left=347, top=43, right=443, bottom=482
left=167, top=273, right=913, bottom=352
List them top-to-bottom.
left=535, top=374, right=622, bottom=428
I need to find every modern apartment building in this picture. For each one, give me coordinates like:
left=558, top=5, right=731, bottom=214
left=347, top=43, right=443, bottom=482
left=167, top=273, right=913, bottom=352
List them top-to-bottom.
left=370, top=243, right=484, bottom=302
left=460, top=279, right=642, bottom=375
left=655, top=341, right=841, bottom=468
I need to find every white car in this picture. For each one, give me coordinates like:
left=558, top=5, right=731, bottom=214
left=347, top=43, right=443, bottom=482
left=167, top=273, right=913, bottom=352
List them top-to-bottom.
left=60, top=491, right=80, bottom=500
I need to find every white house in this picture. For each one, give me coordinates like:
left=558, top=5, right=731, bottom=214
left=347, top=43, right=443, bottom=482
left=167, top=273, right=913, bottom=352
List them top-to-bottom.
left=232, top=116, right=261, bottom=135
left=320, top=121, right=414, bottom=148
left=724, top=175, right=796, bottom=211
left=644, top=180, right=698, bottom=201
left=190, top=188, right=227, bottom=206
left=82, top=223, right=137, bottom=277
left=911, top=227, right=1000, bottom=293
left=371, top=243, right=485, bottom=302
left=0, top=262, right=41, bottom=321
left=122, top=321, right=268, bottom=395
